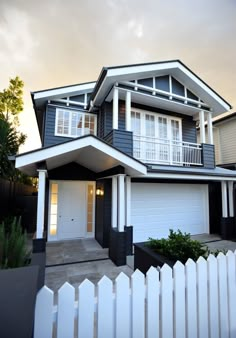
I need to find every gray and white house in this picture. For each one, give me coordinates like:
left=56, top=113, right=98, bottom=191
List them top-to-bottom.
left=16, top=60, right=236, bottom=265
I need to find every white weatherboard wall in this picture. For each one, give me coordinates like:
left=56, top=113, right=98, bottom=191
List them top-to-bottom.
left=131, top=183, right=209, bottom=242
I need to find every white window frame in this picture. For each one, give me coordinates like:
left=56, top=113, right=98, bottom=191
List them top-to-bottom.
left=131, top=107, right=182, bottom=141
left=55, top=108, right=97, bottom=138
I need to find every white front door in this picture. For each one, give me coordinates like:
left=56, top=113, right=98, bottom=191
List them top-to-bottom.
left=58, top=181, right=86, bottom=240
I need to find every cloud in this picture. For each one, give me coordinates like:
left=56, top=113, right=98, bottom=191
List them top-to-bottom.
left=0, top=0, right=235, bottom=151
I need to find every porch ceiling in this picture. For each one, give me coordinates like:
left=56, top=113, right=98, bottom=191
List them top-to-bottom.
left=15, top=135, right=147, bottom=177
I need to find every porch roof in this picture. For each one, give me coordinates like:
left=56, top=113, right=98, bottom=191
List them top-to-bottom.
left=15, top=135, right=147, bottom=177
left=145, top=165, right=236, bottom=181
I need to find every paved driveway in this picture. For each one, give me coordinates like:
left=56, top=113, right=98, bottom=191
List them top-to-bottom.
left=45, top=235, right=236, bottom=293
left=45, top=239, right=133, bottom=292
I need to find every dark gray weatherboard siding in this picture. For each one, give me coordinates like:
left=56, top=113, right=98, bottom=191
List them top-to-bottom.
left=104, top=130, right=133, bottom=156
left=201, top=143, right=215, bottom=169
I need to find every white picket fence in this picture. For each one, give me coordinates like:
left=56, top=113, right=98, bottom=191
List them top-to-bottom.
left=34, top=251, right=236, bottom=338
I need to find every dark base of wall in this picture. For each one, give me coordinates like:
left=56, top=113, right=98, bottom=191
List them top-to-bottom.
left=221, top=217, right=235, bottom=240
left=124, top=225, right=133, bottom=255
left=109, top=226, right=134, bottom=266
left=109, top=228, right=126, bottom=266
left=32, top=238, right=46, bottom=253
left=134, top=242, right=175, bottom=274
left=30, top=252, right=46, bottom=290
left=0, top=265, right=39, bottom=338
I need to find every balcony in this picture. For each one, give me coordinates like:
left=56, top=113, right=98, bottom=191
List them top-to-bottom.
left=133, top=136, right=202, bottom=166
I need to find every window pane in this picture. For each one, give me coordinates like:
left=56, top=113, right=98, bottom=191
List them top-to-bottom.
left=51, top=183, right=58, bottom=194
left=51, top=194, right=58, bottom=204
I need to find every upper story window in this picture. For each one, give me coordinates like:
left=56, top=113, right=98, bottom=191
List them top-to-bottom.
left=55, top=108, right=97, bottom=138
left=131, top=108, right=182, bottom=142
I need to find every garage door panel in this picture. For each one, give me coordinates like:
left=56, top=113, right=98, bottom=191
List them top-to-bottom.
left=131, top=183, right=209, bottom=243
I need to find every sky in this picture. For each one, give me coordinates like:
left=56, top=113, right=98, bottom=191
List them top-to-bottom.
left=0, top=0, right=235, bottom=152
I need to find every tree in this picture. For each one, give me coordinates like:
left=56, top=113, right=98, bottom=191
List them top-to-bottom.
left=0, top=76, right=24, bottom=125
left=0, top=76, right=26, bottom=181
left=0, top=119, right=26, bottom=179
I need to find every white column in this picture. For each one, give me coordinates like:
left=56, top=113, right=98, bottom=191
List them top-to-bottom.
left=112, top=87, right=119, bottom=130
left=125, top=91, right=131, bottom=132
left=199, top=110, right=205, bottom=144
left=207, top=112, right=213, bottom=144
left=36, top=169, right=47, bottom=239
left=118, top=174, right=125, bottom=232
left=112, top=176, right=117, bottom=228
left=125, top=176, right=131, bottom=227
left=221, top=181, right=228, bottom=218
left=228, top=181, right=234, bottom=217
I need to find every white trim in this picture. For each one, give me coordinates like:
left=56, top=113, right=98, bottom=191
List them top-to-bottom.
left=105, top=61, right=230, bottom=111
left=119, top=81, right=210, bottom=108
left=33, top=82, right=96, bottom=100
left=117, top=86, right=212, bottom=115
left=113, top=87, right=119, bottom=129
left=125, top=91, right=131, bottom=132
left=53, top=99, right=86, bottom=108
left=54, top=108, right=97, bottom=138
left=199, top=110, right=205, bottom=143
left=207, top=112, right=213, bottom=144
left=16, top=136, right=147, bottom=176
left=36, top=169, right=47, bottom=239
left=144, top=172, right=236, bottom=181
left=117, top=174, right=125, bottom=232
left=112, top=176, right=117, bottom=228
left=125, top=176, right=131, bottom=227
left=221, top=181, right=228, bottom=217
left=228, top=181, right=234, bottom=217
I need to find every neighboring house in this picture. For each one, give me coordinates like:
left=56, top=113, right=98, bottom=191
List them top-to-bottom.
left=15, top=60, right=236, bottom=265
left=213, top=112, right=236, bottom=169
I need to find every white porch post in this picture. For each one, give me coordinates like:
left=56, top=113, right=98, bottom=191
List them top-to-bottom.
left=113, top=87, right=119, bottom=130
left=125, top=91, right=131, bottom=132
left=199, top=110, right=205, bottom=144
left=207, top=112, right=213, bottom=145
left=36, top=169, right=47, bottom=239
left=117, top=174, right=125, bottom=232
left=112, top=176, right=118, bottom=228
left=125, top=176, right=131, bottom=227
left=221, top=181, right=228, bottom=218
left=228, top=181, right=234, bottom=217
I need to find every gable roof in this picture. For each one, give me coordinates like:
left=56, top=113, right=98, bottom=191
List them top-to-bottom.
left=90, top=60, right=231, bottom=115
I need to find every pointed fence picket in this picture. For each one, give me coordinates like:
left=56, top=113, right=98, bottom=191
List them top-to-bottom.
left=34, top=251, right=236, bottom=338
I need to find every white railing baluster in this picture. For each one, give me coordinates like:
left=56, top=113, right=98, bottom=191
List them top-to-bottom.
left=132, top=135, right=202, bottom=166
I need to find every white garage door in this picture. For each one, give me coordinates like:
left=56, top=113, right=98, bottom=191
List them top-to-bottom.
left=131, top=183, right=209, bottom=243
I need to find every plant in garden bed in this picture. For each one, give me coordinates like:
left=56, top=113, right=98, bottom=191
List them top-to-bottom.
left=0, top=216, right=31, bottom=269
left=146, top=229, right=223, bottom=264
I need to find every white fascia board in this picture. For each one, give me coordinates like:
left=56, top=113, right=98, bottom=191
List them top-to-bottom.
left=107, top=61, right=178, bottom=77
left=105, top=62, right=230, bottom=113
left=177, top=64, right=231, bottom=111
left=33, top=82, right=96, bottom=100
left=15, top=137, right=147, bottom=175
left=144, top=172, right=236, bottom=181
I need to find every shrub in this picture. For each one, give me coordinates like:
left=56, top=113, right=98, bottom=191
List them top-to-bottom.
left=0, top=217, right=31, bottom=269
left=146, top=229, right=211, bottom=264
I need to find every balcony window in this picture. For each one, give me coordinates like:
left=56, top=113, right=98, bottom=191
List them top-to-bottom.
left=55, top=108, right=97, bottom=138
left=131, top=108, right=202, bottom=166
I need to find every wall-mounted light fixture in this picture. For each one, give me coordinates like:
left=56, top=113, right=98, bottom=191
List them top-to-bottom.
left=96, top=187, right=104, bottom=196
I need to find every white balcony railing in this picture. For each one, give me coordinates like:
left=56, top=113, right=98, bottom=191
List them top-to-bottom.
left=133, top=136, right=202, bottom=166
